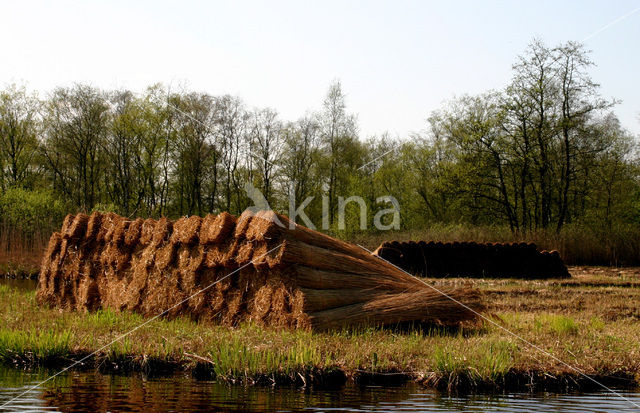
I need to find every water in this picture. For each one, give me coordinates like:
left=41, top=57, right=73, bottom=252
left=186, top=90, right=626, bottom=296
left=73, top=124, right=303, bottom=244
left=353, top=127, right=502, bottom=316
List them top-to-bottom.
left=0, top=367, right=638, bottom=412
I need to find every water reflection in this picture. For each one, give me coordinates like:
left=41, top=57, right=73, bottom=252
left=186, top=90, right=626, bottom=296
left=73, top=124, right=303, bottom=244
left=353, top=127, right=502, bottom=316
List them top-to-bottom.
left=0, top=366, right=639, bottom=412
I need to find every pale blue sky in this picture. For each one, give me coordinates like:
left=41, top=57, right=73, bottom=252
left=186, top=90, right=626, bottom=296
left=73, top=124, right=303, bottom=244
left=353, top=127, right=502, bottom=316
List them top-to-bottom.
left=1, top=0, right=639, bottom=137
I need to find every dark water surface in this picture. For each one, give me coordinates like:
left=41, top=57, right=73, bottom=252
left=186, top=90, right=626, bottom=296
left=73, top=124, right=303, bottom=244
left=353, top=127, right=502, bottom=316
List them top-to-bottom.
left=0, top=367, right=639, bottom=412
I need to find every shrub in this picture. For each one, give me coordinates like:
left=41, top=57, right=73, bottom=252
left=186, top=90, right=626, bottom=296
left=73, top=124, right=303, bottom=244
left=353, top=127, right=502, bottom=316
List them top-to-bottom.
left=0, top=187, right=68, bottom=233
left=0, top=188, right=69, bottom=274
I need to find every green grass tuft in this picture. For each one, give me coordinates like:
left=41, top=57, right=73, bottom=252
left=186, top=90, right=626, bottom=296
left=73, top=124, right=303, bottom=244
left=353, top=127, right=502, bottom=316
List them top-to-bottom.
left=535, top=314, right=579, bottom=335
left=0, top=329, right=73, bottom=362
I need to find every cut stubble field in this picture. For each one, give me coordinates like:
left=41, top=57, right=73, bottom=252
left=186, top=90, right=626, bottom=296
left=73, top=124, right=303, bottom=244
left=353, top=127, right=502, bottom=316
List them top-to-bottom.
left=1, top=266, right=640, bottom=393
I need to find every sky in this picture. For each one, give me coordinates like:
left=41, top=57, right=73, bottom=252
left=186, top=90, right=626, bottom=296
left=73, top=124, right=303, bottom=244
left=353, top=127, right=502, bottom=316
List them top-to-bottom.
left=1, top=0, right=639, bottom=138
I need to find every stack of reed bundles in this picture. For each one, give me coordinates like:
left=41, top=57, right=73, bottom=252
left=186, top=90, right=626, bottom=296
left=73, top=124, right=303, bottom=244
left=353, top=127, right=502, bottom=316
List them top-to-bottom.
left=37, top=211, right=485, bottom=329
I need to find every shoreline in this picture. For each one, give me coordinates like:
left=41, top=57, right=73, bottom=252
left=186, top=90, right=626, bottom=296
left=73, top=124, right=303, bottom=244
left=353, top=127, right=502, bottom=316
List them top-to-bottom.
left=2, top=266, right=640, bottom=395
left=3, top=350, right=638, bottom=394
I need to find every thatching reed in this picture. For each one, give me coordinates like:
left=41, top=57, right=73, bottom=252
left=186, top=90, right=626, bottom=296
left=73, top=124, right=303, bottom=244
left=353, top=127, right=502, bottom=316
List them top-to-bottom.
left=37, top=210, right=484, bottom=329
left=373, top=240, right=570, bottom=279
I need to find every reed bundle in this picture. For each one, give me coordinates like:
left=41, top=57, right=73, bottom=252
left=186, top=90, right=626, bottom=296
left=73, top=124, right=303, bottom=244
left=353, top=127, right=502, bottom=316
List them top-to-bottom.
left=37, top=210, right=484, bottom=329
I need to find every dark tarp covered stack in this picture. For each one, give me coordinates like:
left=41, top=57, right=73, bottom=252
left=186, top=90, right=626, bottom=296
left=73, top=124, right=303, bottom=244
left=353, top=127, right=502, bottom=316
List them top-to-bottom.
left=373, top=241, right=570, bottom=279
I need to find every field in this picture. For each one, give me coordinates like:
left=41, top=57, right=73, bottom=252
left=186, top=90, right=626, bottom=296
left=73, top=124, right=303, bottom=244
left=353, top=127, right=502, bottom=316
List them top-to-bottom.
left=1, top=266, right=640, bottom=392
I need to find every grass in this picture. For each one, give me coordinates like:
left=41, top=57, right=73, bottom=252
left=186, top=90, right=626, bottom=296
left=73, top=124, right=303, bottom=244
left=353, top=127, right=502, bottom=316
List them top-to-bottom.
left=2, top=266, right=640, bottom=391
left=534, top=315, right=579, bottom=336
left=0, top=329, right=73, bottom=363
left=208, top=334, right=322, bottom=380
left=431, top=339, right=515, bottom=390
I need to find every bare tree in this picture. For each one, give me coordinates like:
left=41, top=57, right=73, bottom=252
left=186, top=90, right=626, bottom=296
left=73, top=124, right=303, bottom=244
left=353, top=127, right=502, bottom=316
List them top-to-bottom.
left=320, top=80, right=357, bottom=225
left=0, top=84, right=40, bottom=189
left=41, top=84, right=109, bottom=210
left=169, top=91, right=218, bottom=215
left=214, top=95, right=249, bottom=213
left=248, top=107, right=283, bottom=204
left=282, top=116, right=320, bottom=209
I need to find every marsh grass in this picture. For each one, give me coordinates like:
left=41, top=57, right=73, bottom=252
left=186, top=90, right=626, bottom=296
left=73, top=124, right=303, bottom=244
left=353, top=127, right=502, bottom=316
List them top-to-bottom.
left=1, top=267, right=640, bottom=390
left=534, top=315, right=579, bottom=336
left=589, top=316, right=606, bottom=331
left=0, top=329, right=73, bottom=363
left=209, top=335, right=322, bottom=380
left=432, top=339, right=515, bottom=386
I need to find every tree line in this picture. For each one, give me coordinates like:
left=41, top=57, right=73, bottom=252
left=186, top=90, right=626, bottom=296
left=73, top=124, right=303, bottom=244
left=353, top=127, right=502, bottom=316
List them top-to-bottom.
left=0, top=40, right=638, bottom=236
